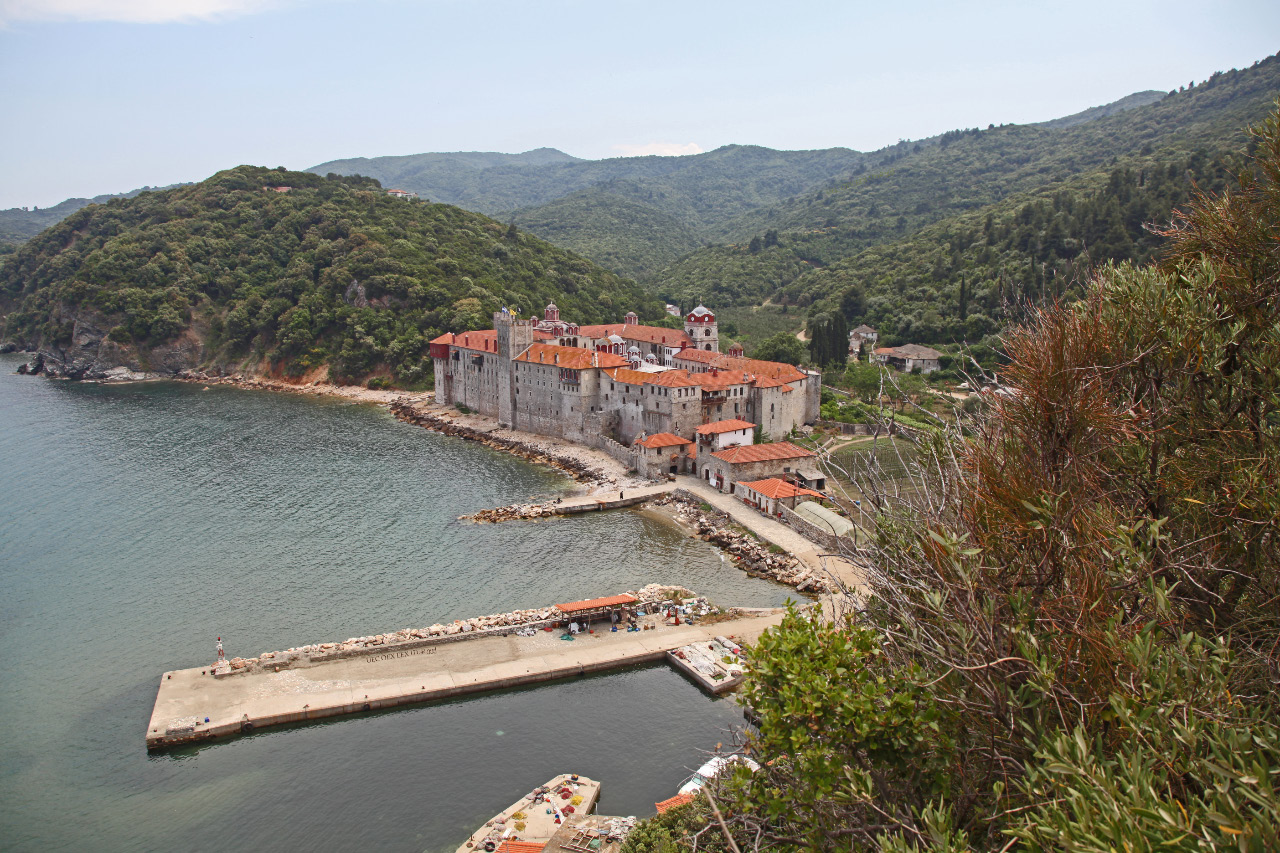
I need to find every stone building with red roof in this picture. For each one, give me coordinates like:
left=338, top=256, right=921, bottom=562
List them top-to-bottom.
left=429, top=304, right=820, bottom=452
left=699, top=441, right=823, bottom=494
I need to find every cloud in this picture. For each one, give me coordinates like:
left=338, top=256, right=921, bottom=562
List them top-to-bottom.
left=0, top=0, right=283, bottom=24
left=611, top=141, right=704, bottom=158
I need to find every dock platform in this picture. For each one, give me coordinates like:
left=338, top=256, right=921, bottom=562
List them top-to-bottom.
left=145, top=611, right=782, bottom=750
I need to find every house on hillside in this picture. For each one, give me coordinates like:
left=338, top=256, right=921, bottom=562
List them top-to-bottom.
left=386, top=188, right=418, bottom=199
left=849, top=324, right=878, bottom=356
left=873, top=344, right=943, bottom=374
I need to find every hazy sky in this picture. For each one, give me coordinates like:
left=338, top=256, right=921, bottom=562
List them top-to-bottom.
left=1, top=0, right=1277, bottom=209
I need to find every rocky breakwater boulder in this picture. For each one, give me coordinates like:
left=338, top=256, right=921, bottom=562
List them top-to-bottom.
left=388, top=400, right=603, bottom=484
left=656, top=496, right=832, bottom=594
left=464, top=503, right=560, bottom=523
left=218, top=586, right=701, bottom=677
left=230, top=603, right=575, bottom=675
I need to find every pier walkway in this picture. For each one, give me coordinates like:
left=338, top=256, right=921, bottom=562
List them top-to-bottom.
left=676, top=476, right=869, bottom=597
left=551, top=482, right=673, bottom=514
left=146, top=610, right=783, bottom=749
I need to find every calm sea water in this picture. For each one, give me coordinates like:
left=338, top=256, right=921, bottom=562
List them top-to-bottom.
left=0, top=354, right=791, bottom=852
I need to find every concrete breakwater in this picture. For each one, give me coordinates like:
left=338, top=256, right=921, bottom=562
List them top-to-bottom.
left=389, top=400, right=605, bottom=485
left=463, top=484, right=674, bottom=522
left=660, top=492, right=833, bottom=594
left=208, top=583, right=688, bottom=678
left=146, top=606, right=785, bottom=750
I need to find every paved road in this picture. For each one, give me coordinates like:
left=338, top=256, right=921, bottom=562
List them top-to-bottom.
left=676, top=475, right=868, bottom=598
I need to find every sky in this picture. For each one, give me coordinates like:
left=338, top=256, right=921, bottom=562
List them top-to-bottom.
left=1, top=0, right=1277, bottom=209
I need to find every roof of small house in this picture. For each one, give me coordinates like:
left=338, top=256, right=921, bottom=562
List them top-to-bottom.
left=851, top=324, right=878, bottom=335
left=514, top=344, right=629, bottom=370
left=876, top=344, right=943, bottom=360
left=696, top=419, right=756, bottom=435
left=635, top=433, right=692, bottom=449
left=710, top=442, right=815, bottom=465
left=737, top=478, right=824, bottom=500
left=556, top=594, right=638, bottom=614
left=655, top=792, right=696, bottom=813
left=495, top=842, right=546, bottom=853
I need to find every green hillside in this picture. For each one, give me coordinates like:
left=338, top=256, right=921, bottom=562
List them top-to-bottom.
left=657, top=54, right=1280, bottom=306
left=310, top=144, right=869, bottom=231
left=787, top=145, right=1241, bottom=348
left=307, top=148, right=582, bottom=208
left=0, top=166, right=656, bottom=385
left=0, top=184, right=187, bottom=248
left=507, top=186, right=703, bottom=280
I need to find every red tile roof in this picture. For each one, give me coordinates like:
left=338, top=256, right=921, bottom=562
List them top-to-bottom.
left=578, top=323, right=692, bottom=348
left=452, top=330, right=499, bottom=353
left=429, top=332, right=454, bottom=345
left=514, top=344, right=629, bottom=370
left=673, top=350, right=808, bottom=383
left=603, top=367, right=705, bottom=389
left=647, top=370, right=704, bottom=388
left=696, top=419, right=756, bottom=435
left=636, top=433, right=692, bottom=449
left=710, top=442, right=815, bottom=465
left=738, top=478, right=824, bottom=500
left=556, top=594, right=638, bottom=613
left=656, top=792, right=696, bottom=813
left=495, top=842, right=545, bottom=853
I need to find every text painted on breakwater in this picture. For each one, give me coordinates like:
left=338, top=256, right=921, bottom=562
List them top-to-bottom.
left=366, top=648, right=436, bottom=663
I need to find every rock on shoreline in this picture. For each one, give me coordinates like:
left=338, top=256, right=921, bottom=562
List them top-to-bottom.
left=389, top=400, right=605, bottom=485
left=654, top=494, right=833, bottom=594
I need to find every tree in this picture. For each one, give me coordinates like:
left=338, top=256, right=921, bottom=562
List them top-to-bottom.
left=624, top=102, right=1280, bottom=853
left=748, top=235, right=763, bottom=254
left=806, top=311, right=848, bottom=368
left=751, top=331, right=806, bottom=366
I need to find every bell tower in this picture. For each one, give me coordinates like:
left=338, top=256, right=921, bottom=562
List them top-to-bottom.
left=684, top=304, right=718, bottom=353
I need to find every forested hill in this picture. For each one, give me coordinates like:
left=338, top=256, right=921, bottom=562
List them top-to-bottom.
left=655, top=53, right=1280, bottom=324
left=309, top=144, right=868, bottom=222
left=307, top=148, right=583, bottom=208
left=0, top=166, right=656, bottom=385
left=0, top=184, right=188, bottom=248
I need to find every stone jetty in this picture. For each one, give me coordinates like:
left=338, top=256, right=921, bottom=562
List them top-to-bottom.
left=145, top=594, right=786, bottom=751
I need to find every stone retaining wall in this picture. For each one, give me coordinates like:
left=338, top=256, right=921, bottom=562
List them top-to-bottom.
left=591, top=434, right=636, bottom=470
left=777, top=504, right=851, bottom=551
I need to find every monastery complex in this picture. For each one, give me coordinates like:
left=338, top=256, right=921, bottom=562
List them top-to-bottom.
left=429, top=304, right=822, bottom=482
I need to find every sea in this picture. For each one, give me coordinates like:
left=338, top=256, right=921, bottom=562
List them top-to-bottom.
left=0, top=353, right=793, bottom=852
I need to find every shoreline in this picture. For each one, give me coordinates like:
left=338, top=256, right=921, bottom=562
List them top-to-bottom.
left=11, top=363, right=840, bottom=589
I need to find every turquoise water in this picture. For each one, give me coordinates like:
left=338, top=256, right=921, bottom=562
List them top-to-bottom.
left=0, top=354, right=791, bottom=852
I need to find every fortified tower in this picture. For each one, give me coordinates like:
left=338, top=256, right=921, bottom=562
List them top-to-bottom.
left=684, top=304, right=719, bottom=352
left=495, top=309, right=534, bottom=428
